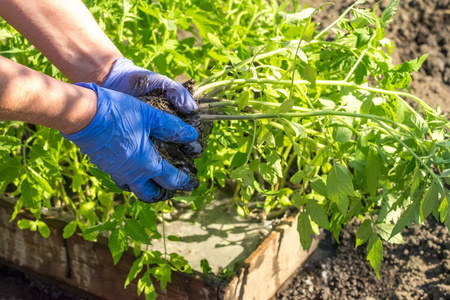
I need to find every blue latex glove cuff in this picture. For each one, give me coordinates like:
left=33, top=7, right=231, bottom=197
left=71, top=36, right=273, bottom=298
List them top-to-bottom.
left=102, top=57, right=198, bottom=113
left=61, top=83, right=199, bottom=203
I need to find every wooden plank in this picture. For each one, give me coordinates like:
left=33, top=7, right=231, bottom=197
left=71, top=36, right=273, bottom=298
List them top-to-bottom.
left=223, top=216, right=318, bottom=300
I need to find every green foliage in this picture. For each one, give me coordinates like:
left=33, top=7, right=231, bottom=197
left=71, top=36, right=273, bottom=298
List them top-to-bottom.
left=1, top=0, right=449, bottom=297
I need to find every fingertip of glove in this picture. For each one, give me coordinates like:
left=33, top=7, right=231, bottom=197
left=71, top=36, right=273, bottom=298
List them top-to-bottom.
left=183, top=124, right=199, bottom=142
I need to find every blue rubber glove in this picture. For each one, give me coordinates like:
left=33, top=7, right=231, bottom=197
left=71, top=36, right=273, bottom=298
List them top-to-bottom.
left=102, top=57, right=198, bottom=114
left=61, top=83, right=200, bottom=203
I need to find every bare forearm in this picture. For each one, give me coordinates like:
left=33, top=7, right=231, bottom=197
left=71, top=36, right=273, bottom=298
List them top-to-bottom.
left=0, top=0, right=122, bottom=84
left=0, top=56, right=97, bottom=134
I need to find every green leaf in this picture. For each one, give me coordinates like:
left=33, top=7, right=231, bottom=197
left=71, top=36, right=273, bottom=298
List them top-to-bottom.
left=381, top=0, right=399, bottom=28
left=285, top=8, right=315, bottom=24
left=160, top=17, right=177, bottom=31
left=302, top=22, right=317, bottom=42
left=207, top=32, right=224, bottom=50
left=396, top=54, right=428, bottom=73
left=303, top=64, right=317, bottom=83
left=238, top=90, right=250, bottom=110
left=279, top=99, right=295, bottom=113
left=333, top=126, right=352, bottom=144
left=0, top=135, right=20, bottom=152
left=365, top=151, right=381, bottom=198
left=230, top=152, right=248, bottom=168
left=266, top=152, right=283, bottom=178
left=327, top=164, right=354, bottom=214
left=90, top=167, right=123, bottom=193
left=310, top=177, right=327, bottom=197
left=420, top=180, right=439, bottom=221
left=306, top=199, right=330, bottom=229
left=390, top=200, right=420, bottom=239
left=80, top=202, right=95, bottom=215
left=138, top=204, right=158, bottom=233
left=297, top=211, right=314, bottom=250
left=17, top=219, right=32, bottom=230
left=83, top=219, right=117, bottom=236
left=125, top=219, right=150, bottom=245
left=355, top=219, right=373, bottom=248
left=37, top=221, right=50, bottom=238
left=63, top=221, right=78, bottom=239
left=376, top=222, right=406, bottom=244
left=109, top=228, right=127, bottom=265
left=366, top=234, right=383, bottom=279
left=168, top=235, right=181, bottom=242
left=169, top=253, right=192, bottom=273
left=125, top=257, right=144, bottom=288
left=200, top=259, right=212, bottom=274
left=151, top=263, right=172, bottom=291
left=137, top=269, right=157, bottom=300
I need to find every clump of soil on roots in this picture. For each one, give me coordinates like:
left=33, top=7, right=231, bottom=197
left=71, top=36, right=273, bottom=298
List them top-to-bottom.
left=138, top=79, right=212, bottom=178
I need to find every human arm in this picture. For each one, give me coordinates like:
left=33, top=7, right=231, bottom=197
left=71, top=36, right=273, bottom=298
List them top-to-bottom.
left=0, top=0, right=198, bottom=113
left=0, top=56, right=199, bottom=202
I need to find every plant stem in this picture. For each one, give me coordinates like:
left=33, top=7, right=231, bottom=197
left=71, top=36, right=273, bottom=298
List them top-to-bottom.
left=195, top=79, right=436, bottom=116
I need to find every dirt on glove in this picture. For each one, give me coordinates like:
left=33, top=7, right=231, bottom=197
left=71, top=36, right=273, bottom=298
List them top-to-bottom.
left=138, top=79, right=212, bottom=177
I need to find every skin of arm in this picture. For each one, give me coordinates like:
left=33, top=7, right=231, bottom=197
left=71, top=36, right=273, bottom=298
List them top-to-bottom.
left=0, top=0, right=123, bottom=85
left=0, top=55, right=97, bottom=135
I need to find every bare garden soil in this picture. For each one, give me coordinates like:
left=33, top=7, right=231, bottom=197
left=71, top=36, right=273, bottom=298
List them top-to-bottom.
left=1, top=0, right=449, bottom=299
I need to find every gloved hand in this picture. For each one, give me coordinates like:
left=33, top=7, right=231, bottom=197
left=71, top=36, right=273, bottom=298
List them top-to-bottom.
left=102, top=57, right=198, bottom=114
left=61, top=83, right=200, bottom=203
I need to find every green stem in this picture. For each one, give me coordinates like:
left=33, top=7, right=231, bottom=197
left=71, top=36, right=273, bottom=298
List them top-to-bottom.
left=314, top=3, right=357, bottom=40
left=344, top=48, right=368, bottom=82
left=196, top=79, right=439, bottom=119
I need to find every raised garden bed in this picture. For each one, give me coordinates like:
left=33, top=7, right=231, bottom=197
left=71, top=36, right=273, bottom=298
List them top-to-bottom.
left=0, top=193, right=318, bottom=300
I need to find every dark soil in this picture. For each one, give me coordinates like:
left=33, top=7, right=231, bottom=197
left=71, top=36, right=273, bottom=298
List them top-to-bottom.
left=277, top=0, right=450, bottom=299
left=138, top=79, right=211, bottom=177
left=276, top=218, right=450, bottom=300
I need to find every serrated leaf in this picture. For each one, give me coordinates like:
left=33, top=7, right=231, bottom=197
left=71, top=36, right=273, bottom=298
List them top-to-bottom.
left=381, top=0, right=399, bottom=28
left=0, top=135, right=20, bottom=152
left=327, top=164, right=354, bottom=214
left=420, top=180, right=439, bottom=221
left=306, top=199, right=330, bottom=229
left=390, top=200, right=420, bottom=239
left=138, top=204, right=158, bottom=233
left=297, top=211, right=314, bottom=250
left=125, top=219, right=150, bottom=245
left=355, top=219, right=373, bottom=248
left=63, top=221, right=78, bottom=239
left=376, top=222, right=406, bottom=244
left=109, top=228, right=127, bottom=265
left=366, top=234, right=383, bottom=278
left=125, top=257, right=144, bottom=289
left=151, top=263, right=172, bottom=291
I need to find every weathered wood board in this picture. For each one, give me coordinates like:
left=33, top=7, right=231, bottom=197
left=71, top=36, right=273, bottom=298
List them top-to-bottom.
left=0, top=195, right=318, bottom=300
